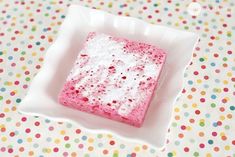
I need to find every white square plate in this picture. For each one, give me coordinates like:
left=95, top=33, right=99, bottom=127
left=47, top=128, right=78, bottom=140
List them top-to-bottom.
left=19, top=5, right=199, bottom=148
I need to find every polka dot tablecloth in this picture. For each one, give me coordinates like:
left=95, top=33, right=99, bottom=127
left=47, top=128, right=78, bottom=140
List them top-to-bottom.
left=0, top=0, right=234, bottom=157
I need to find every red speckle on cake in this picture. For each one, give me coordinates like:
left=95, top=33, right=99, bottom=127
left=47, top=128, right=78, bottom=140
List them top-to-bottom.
left=58, top=32, right=166, bottom=127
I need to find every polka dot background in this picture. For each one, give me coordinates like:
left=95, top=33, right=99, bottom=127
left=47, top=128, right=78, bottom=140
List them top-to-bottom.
left=0, top=0, right=234, bottom=156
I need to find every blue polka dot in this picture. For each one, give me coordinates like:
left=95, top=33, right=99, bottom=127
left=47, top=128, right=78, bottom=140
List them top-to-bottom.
left=164, top=7, right=168, bottom=11
left=212, top=25, right=217, bottom=29
left=218, top=47, right=223, bottom=50
left=8, top=56, right=13, bottom=60
left=28, top=60, right=33, bottom=64
left=210, top=62, right=216, bottom=66
left=232, top=66, right=235, bottom=71
left=215, top=79, right=220, bottom=83
left=188, top=80, right=193, bottom=85
left=203, top=84, right=209, bottom=88
left=1, top=88, right=6, bottom=92
left=211, top=95, right=216, bottom=99
left=230, top=106, right=235, bottom=111
left=184, top=112, right=189, bottom=117
left=205, top=113, right=210, bottom=118
left=45, top=119, right=50, bottom=123
left=213, top=122, right=217, bottom=127
left=82, top=136, right=87, bottom=141
left=46, top=137, right=52, bottom=142
left=17, top=139, right=23, bottom=144
left=208, top=140, right=213, bottom=144
left=33, top=143, right=39, bottom=148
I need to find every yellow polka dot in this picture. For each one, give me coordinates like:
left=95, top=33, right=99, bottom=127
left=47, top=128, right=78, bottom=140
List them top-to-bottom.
left=178, top=16, right=183, bottom=20
left=50, top=22, right=55, bottom=26
left=175, top=23, right=179, bottom=27
left=215, top=36, right=220, bottom=40
left=32, top=52, right=37, bottom=56
left=22, top=66, right=27, bottom=70
left=227, top=72, right=232, bottom=77
left=16, top=74, right=21, bottom=78
left=197, top=79, right=202, bottom=83
left=223, top=80, right=228, bottom=84
left=200, top=91, right=206, bottom=95
left=192, top=103, right=197, bottom=108
left=4, top=107, right=9, bottom=112
left=174, top=107, right=180, bottom=112
left=220, top=116, right=225, bottom=120
left=200, top=119, right=205, bottom=122
left=187, top=126, right=192, bottom=131
left=60, top=130, right=66, bottom=135
left=220, top=132, right=225, bottom=136
left=107, top=134, right=113, bottom=138
left=1, top=136, right=7, bottom=142
left=27, top=137, right=32, bottom=142
left=88, top=138, right=94, bottom=143
left=54, top=139, right=60, bottom=144
left=225, top=145, right=230, bottom=150
left=88, top=146, right=93, bottom=151
left=134, top=146, right=140, bottom=152
left=46, top=148, right=51, bottom=153
left=114, top=150, right=119, bottom=154
left=172, top=151, right=177, bottom=155
left=206, top=153, right=212, bottom=157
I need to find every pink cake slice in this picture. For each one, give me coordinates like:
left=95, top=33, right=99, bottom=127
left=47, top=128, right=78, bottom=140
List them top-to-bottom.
left=58, top=32, right=166, bottom=127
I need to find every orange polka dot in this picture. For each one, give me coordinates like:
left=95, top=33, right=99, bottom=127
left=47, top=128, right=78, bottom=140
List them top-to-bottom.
left=199, top=132, right=204, bottom=137
left=178, top=133, right=184, bottom=138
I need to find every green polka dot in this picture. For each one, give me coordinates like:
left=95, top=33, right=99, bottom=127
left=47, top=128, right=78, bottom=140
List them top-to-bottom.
left=108, top=3, right=113, bottom=8
left=153, top=3, right=158, bottom=7
left=31, top=26, right=36, bottom=32
left=227, top=32, right=232, bottom=37
left=0, top=51, right=3, bottom=55
left=21, top=51, right=26, bottom=55
left=223, top=57, right=227, bottom=61
left=199, top=58, right=205, bottom=62
left=25, top=77, right=30, bottom=81
left=0, top=96, right=3, bottom=100
left=16, top=98, right=21, bottom=103
left=211, top=103, right=216, bottom=108
left=6, top=117, right=11, bottom=122
left=172, top=122, right=177, bottom=127
left=199, top=122, right=205, bottom=127
left=225, top=125, right=230, bottom=130
left=97, top=134, right=103, bottom=138
left=74, top=138, right=80, bottom=143
left=65, top=143, right=70, bottom=148
left=168, top=152, right=173, bottom=157
left=193, top=152, right=199, bottom=156
left=113, top=153, right=118, bottom=157
left=84, top=154, right=89, bottom=157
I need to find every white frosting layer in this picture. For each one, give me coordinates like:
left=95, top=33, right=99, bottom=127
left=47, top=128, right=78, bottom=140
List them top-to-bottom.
left=68, top=34, right=161, bottom=116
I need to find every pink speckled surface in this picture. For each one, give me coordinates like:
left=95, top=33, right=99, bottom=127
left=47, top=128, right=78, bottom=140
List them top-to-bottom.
left=58, top=32, right=166, bottom=127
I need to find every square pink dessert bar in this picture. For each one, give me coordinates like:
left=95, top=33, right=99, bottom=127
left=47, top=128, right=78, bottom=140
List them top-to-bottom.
left=58, top=32, right=166, bottom=127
